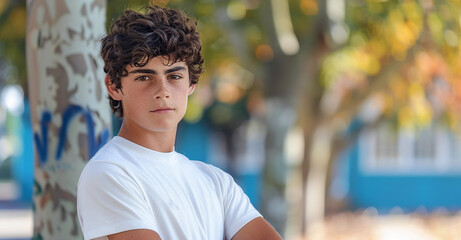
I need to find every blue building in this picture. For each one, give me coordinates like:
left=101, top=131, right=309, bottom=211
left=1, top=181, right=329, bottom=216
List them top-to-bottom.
left=341, top=122, right=461, bottom=213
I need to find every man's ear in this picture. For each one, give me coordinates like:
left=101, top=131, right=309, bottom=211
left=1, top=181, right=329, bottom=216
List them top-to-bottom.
left=105, top=74, right=123, bottom=100
left=188, top=84, right=196, bottom=96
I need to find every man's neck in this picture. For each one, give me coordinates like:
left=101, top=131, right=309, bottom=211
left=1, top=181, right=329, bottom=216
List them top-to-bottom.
left=117, top=123, right=176, bottom=153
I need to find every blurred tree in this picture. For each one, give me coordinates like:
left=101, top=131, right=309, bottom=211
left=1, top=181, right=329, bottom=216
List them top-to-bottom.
left=0, top=0, right=26, bottom=90
left=26, top=0, right=111, bottom=239
left=301, top=0, right=461, bottom=237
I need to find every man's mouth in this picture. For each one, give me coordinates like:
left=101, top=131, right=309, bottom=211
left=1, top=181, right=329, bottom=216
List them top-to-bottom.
left=151, top=108, right=174, bottom=113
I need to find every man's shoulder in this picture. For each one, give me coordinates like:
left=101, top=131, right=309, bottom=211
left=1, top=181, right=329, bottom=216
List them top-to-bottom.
left=87, top=136, right=139, bottom=168
left=79, top=137, right=131, bottom=181
left=89, top=137, right=122, bottom=162
left=78, top=145, right=136, bottom=196
left=186, top=159, right=233, bottom=181
left=187, top=159, right=218, bottom=172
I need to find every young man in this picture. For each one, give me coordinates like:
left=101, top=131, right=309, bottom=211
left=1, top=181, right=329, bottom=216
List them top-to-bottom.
left=77, top=5, right=282, bottom=240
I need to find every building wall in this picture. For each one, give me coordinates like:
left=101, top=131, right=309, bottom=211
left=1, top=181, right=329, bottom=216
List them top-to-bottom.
left=346, top=123, right=461, bottom=213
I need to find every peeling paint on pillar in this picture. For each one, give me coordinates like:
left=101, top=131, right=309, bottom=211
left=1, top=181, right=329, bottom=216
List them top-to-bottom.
left=26, top=0, right=110, bottom=239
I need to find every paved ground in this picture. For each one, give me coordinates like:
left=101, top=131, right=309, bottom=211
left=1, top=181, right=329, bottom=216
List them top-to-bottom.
left=0, top=201, right=32, bottom=240
left=305, top=211, right=461, bottom=240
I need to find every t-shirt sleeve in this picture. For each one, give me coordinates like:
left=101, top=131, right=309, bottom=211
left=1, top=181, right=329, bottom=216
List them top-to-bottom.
left=77, top=162, right=157, bottom=240
left=217, top=168, right=262, bottom=239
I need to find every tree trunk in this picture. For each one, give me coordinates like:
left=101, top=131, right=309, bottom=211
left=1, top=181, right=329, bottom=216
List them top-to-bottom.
left=26, top=0, right=110, bottom=239
left=262, top=96, right=296, bottom=235
left=304, top=124, right=333, bottom=225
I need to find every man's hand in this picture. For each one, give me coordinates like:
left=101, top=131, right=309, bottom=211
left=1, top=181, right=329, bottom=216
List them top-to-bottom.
left=232, top=217, right=283, bottom=240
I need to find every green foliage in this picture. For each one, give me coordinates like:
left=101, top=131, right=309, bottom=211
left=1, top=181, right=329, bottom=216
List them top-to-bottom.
left=0, top=0, right=26, bottom=89
left=322, top=0, right=461, bottom=129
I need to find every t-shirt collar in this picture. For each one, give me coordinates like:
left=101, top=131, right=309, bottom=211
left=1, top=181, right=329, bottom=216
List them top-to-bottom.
left=113, top=136, right=177, bottom=163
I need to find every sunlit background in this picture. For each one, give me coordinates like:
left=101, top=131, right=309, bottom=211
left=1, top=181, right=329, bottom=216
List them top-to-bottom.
left=2, top=0, right=461, bottom=239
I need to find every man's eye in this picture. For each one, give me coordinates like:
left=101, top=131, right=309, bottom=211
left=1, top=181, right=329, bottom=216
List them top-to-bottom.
left=169, top=74, right=182, bottom=80
left=135, top=76, right=150, bottom=81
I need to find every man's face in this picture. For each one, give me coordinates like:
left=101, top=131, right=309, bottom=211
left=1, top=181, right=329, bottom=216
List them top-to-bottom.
left=115, top=56, right=195, bottom=134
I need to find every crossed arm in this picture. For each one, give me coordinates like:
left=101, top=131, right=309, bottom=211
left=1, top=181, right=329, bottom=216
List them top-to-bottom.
left=107, top=217, right=282, bottom=240
left=231, top=217, right=283, bottom=240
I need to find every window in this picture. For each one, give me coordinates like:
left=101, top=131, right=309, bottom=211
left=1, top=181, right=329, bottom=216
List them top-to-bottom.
left=360, top=122, right=461, bottom=174
left=374, top=124, right=398, bottom=168
left=413, top=127, right=436, bottom=166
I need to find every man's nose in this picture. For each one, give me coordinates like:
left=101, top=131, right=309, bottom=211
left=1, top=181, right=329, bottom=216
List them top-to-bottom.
left=154, top=79, right=170, bottom=99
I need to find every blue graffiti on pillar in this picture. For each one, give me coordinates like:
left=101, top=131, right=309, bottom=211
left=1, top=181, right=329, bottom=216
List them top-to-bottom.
left=34, top=104, right=110, bottom=165
left=34, top=111, right=52, bottom=166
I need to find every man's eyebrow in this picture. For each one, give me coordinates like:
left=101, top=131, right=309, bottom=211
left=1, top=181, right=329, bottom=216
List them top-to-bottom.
left=128, top=66, right=186, bottom=75
left=165, top=66, right=187, bottom=74
left=128, top=69, right=157, bottom=75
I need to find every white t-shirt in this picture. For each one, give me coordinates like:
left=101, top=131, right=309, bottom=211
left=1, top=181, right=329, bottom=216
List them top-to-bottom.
left=77, top=136, right=261, bottom=240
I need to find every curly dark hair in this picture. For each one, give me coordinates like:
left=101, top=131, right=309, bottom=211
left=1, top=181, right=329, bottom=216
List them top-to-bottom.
left=101, top=5, right=204, bottom=118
